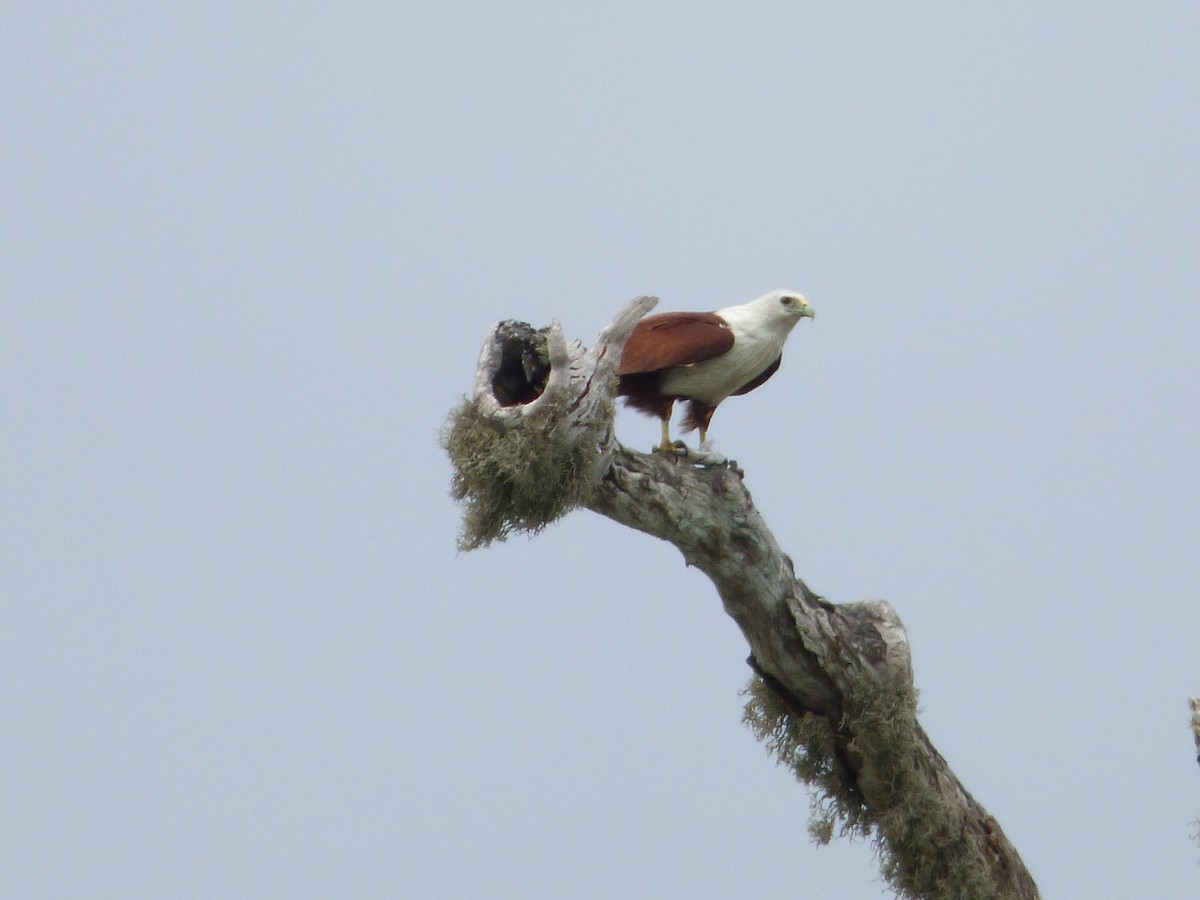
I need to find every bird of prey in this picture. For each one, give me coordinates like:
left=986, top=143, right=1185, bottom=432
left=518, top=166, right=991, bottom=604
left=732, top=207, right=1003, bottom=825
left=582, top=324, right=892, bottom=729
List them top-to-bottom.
left=617, top=290, right=814, bottom=455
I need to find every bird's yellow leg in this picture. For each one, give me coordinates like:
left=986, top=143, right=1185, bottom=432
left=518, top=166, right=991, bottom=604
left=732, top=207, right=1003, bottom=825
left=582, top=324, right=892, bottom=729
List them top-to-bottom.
left=657, top=418, right=675, bottom=453
left=653, top=419, right=687, bottom=454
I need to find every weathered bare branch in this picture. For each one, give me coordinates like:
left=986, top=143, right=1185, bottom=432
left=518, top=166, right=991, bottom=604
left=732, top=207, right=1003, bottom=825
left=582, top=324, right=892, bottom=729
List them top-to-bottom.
left=444, top=298, right=1040, bottom=899
left=1191, top=698, right=1200, bottom=768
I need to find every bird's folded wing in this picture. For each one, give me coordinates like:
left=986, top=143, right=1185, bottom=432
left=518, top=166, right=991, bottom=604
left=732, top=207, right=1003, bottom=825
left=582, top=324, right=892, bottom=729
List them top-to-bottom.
left=619, top=313, right=735, bottom=374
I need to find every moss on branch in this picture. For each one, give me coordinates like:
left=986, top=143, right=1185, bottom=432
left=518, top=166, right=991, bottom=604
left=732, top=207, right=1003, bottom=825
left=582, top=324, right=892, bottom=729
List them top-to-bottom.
left=441, top=399, right=599, bottom=551
left=743, top=676, right=998, bottom=900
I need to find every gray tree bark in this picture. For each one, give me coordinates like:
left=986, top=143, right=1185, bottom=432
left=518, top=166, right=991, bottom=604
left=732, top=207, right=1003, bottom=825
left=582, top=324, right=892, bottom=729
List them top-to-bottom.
left=443, top=296, right=1040, bottom=900
left=1191, top=698, right=1200, bottom=767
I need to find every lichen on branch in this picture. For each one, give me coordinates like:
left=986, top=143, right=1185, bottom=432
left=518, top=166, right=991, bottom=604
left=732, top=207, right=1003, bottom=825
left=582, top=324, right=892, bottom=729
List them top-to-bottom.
left=441, top=397, right=601, bottom=551
left=743, top=675, right=1002, bottom=900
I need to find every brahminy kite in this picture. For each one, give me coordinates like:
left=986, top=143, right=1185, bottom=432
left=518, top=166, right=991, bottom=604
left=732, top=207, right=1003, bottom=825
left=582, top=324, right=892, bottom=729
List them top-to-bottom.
left=618, top=290, right=814, bottom=454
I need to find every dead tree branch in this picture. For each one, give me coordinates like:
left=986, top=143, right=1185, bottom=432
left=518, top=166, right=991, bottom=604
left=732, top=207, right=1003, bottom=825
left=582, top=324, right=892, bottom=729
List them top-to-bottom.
left=442, top=297, right=1040, bottom=900
left=1191, top=698, right=1200, bottom=768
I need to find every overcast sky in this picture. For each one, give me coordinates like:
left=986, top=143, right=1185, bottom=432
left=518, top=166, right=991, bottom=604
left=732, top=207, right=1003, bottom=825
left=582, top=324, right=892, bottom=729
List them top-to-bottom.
left=3, top=3, right=1198, bottom=898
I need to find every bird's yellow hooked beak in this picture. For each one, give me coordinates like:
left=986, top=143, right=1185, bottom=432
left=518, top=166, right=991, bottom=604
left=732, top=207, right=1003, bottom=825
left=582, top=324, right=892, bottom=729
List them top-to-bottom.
left=799, top=299, right=815, bottom=320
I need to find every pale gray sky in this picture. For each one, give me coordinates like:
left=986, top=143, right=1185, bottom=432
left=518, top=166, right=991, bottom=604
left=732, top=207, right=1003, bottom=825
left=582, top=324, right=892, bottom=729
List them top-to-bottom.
left=3, top=3, right=1198, bottom=898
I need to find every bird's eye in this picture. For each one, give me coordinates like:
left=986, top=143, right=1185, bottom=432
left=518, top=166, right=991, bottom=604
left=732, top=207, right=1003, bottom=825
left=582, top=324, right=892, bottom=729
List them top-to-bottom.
left=780, top=296, right=793, bottom=306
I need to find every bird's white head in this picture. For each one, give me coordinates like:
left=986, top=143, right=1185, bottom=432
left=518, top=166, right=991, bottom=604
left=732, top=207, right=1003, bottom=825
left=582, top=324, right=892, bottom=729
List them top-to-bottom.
left=719, top=289, right=814, bottom=334
left=756, top=289, right=814, bottom=322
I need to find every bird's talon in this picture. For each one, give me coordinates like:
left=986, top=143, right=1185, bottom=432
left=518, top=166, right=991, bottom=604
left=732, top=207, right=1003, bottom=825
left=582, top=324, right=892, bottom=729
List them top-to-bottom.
left=651, top=440, right=690, bottom=456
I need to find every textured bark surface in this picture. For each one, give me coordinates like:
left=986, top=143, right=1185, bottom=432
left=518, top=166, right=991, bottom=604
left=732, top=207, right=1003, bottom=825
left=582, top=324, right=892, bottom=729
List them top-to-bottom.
left=446, top=297, right=1040, bottom=900
left=1191, top=698, right=1200, bottom=767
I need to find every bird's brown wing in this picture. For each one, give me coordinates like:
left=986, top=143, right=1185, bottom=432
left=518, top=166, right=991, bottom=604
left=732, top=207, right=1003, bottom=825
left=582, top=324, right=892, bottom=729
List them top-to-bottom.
left=619, top=313, right=734, bottom=375
left=731, top=355, right=782, bottom=395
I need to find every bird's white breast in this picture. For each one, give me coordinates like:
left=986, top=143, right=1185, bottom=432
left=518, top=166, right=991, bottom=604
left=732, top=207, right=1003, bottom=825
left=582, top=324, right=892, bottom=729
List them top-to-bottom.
left=660, top=306, right=794, bottom=406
